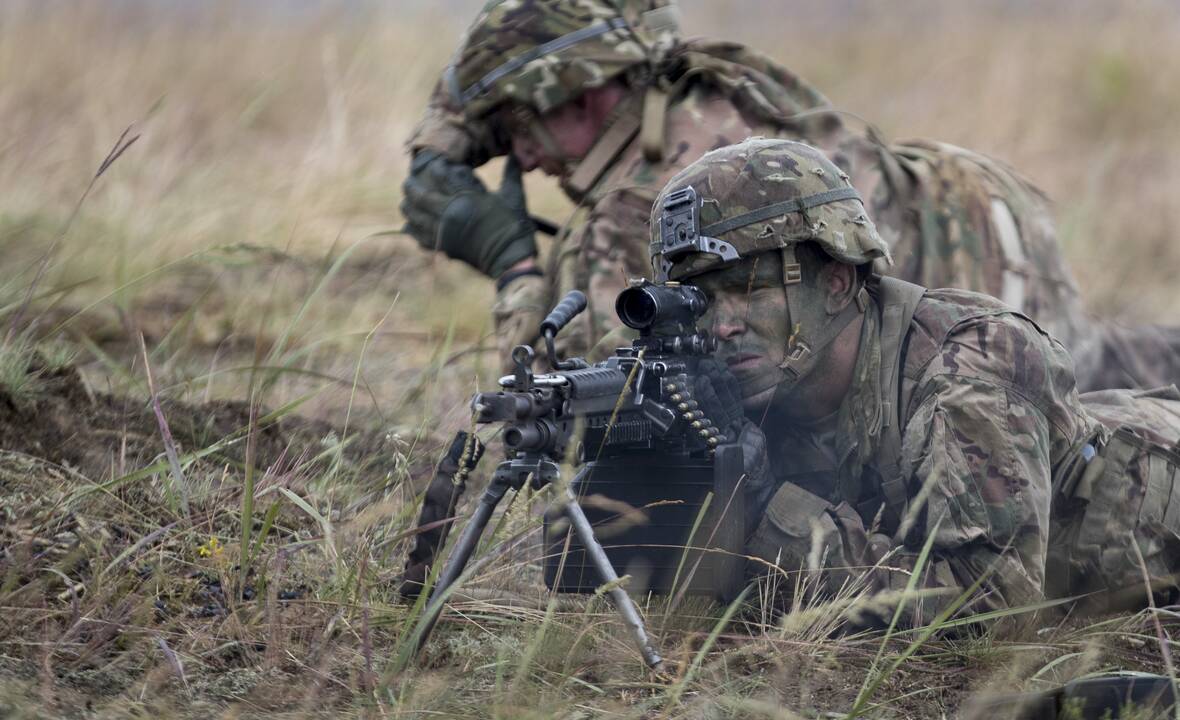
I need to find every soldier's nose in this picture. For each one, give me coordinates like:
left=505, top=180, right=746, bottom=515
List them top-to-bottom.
left=511, top=134, right=542, bottom=173
left=713, top=303, right=746, bottom=341
left=715, top=319, right=745, bottom=341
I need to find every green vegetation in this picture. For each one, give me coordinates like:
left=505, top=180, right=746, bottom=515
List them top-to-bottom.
left=0, top=1, right=1176, bottom=717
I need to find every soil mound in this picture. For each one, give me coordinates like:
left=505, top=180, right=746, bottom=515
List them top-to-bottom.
left=0, top=364, right=417, bottom=484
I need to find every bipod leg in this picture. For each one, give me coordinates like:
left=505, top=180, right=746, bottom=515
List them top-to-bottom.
left=415, top=472, right=511, bottom=657
left=561, top=484, right=663, bottom=670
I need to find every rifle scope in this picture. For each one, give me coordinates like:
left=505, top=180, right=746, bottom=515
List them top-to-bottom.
left=615, top=282, right=708, bottom=333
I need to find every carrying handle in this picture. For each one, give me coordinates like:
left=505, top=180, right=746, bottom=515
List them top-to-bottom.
left=540, top=290, right=587, bottom=337
left=540, top=290, right=588, bottom=370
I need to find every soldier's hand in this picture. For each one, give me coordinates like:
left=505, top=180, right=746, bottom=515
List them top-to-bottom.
left=400, top=151, right=538, bottom=279
left=492, top=271, right=548, bottom=370
left=693, top=358, right=747, bottom=440
left=694, top=359, right=772, bottom=497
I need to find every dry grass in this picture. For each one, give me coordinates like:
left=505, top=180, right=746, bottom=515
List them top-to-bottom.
left=0, top=0, right=1178, bottom=717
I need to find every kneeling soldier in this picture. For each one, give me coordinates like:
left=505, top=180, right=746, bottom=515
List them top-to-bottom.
left=648, top=137, right=1180, bottom=627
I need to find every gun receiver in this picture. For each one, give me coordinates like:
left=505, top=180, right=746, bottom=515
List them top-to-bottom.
left=413, top=281, right=746, bottom=670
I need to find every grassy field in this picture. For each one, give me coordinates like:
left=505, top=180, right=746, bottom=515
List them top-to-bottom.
left=1, top=1, right=1178, bottom=717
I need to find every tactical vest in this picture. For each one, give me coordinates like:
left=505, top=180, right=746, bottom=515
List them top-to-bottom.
left=862, top=275, right=1023, bottom=535
left=865, top=275, right=926, bottom=528
left=868, top=278, right=1180, bottom=604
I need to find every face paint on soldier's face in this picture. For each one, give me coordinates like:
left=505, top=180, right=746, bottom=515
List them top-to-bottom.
left=689, top=256, right=792, bottom=414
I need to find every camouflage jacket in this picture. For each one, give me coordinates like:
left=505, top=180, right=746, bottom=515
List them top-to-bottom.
left=409, top=28, right=1180, bottom=388
left=408, top=39, right=1107, bottom=373
left=545, top=79, right=789, bottom=354
left=747, top=282, right=1180, bottom=626
left=747, top=284, right=1089, bottom=627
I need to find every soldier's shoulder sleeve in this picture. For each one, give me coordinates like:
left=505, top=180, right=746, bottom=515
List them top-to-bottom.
left=406, top=80, right=503, bottom=165
left=578, top=187, right=659, bottom=343
left=913, top=294, right=1085, bottom=439
left=877, top=300, right=1087, bottom=621
left=890, top=370, right=1053, bottom=622
left=901, top=370, right=1053, bottom=549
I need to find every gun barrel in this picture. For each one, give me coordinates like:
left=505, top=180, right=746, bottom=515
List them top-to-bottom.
left=503, top=420, right=556, bottom=452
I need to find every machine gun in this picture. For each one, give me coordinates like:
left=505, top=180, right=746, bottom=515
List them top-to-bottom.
left=409, top=283, right=748, bottom=669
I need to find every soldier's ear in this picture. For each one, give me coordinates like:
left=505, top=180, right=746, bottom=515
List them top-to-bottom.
left=823, top=262, right=858, bottom=315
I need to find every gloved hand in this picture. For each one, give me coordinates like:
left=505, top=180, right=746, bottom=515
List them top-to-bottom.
left=400, top=150, right=538, bottom=279
left=492, top=272, right=549, bottom=370
left=693, top=358, right=772, bottom=499
left=693, top=358, right=748, bottom=442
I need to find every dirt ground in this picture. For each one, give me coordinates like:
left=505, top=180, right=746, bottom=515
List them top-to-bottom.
left=3, top=1, right=1180, bottom=716
left=0, top=358, right=420, bottom=488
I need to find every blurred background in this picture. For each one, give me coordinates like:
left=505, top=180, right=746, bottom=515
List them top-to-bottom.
left=2, top=0, right=1179, bottom=426
left=1, top=4, right=1178, bottom=714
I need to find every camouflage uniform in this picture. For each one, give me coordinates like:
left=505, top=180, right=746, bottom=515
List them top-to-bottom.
left=406, top=0, right=1180, bottom=390
left=649, top=138, right=1180, bottom=626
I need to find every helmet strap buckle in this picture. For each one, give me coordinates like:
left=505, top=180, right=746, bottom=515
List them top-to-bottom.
left=640, top=85, right=668, bottom=162
left=777, top=248, right=867, bottom=386
left=854, top=286, right=869, bottom=312
left=786, top=340, right=811, bottom=364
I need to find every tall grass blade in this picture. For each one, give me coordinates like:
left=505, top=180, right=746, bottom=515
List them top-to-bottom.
left=5, top=125, right=139, bottom=348
left=138, top=333, right=189, bottom=517
left=240, top=400, right=260, bottom=589
left=278, top=487, right=340, bottom=575
left=662, top=490, right=712, bottom=629
left=248, top=501, right=282, bottom=567
left=852, top=514, right=944, bottom=711
left=1129, top=533, right=1180, bottom=720
left=847, top=541, right=1017, bottom=719
left=666, top=584, right=751, bottom=707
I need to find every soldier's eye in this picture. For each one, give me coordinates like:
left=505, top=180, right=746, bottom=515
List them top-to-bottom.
left=687, top=283, right=714, bottom=303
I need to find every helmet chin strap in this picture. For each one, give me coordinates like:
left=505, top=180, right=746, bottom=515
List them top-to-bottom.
left=560, top=91, right=645, bottom=201
left=745, top=245, right=867, bottom=403
left=730, top=247, right=867, bottom=406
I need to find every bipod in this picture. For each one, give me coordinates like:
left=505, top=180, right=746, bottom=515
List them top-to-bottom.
left=415, top=455, right=663, bottom=670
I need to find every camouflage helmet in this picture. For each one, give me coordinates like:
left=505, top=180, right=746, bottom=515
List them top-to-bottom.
left=443, top=0, right=681, bottom=119
left=650, top=137, right=891, bottom=282
left=650, top=138, right=893, bottom=395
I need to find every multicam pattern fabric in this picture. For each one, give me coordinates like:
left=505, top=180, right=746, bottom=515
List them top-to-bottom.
left=445, top=0, right=678, bottom=119
left=406, top=9, right=1180, bottom=390
left=543, top=81, right=797, bottom=356
left=649, top=137, right=891, bottom=280
left=875, top=141, right=1087, bottom=379
left=747, top=285, right=1180, bottom=626
left=1050, top=384, right=1180, bottom=608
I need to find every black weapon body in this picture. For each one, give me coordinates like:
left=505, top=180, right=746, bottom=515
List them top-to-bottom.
left=412, top=283, right=747, bottom=669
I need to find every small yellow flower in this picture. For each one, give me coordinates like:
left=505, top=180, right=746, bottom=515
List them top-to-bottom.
left=197, top=537, right=224, bottom=558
